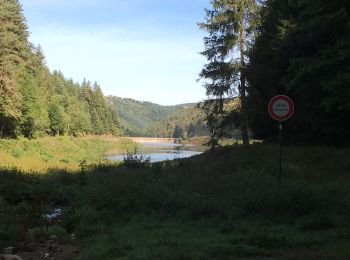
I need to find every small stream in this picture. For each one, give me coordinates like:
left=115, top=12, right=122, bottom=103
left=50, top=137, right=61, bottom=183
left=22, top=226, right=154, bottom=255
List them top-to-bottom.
left=107, top=141, right=204, bottom=163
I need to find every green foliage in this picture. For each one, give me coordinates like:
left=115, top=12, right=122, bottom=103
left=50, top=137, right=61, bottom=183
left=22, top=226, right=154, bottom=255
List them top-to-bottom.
left=0, top=0, right=30, bottom=122
left=199, top=0, right=259, bottom=147
left=246, top=0, right=350, bottom=145
left=0, top=1, right=121, bottom=138
left=19, top=70, right=49, bottom=138
left=109, top=96, right=208, bottom=137
left=108, top=97, right=177, bottom=136
left=48, top=103, right=68, bottom=136
left=147, top=105, right=208, bottom=138
left=172, top=125, right=183, bottom=138
left=0, top=136, right=136, bottom=171
left=0, top=145, right=349, bottom=258
left=73, top=145, right=350, bottom=257
left=123, top=152, right=151, bottom=169
left=47, top=225, right=68, bottom=241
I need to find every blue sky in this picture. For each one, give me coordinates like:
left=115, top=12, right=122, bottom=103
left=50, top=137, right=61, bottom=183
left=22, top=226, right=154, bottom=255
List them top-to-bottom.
left=21, top=0, right=210, bottom=105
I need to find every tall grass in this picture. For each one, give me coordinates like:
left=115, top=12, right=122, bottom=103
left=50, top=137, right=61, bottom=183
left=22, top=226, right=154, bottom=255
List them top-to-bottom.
left=0, top=136, right=137, bottom=171
left=0, top=144, right=349, bottom=258
left=71, top=145, right=350, bottom=258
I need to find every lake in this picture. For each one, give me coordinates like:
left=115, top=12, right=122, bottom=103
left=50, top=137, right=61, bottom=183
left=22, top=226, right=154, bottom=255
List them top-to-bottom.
left=107, top=140, right=204, bottom=163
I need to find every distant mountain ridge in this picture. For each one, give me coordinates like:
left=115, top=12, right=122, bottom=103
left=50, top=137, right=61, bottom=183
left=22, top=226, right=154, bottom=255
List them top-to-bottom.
left=107, top=96, right=208, bottom=137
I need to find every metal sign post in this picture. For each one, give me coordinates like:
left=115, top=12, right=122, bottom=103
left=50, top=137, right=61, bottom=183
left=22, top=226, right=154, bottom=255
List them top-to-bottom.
left=268, top=95, right=294, bottom=186
left=278, top=122, right=283, bottom=186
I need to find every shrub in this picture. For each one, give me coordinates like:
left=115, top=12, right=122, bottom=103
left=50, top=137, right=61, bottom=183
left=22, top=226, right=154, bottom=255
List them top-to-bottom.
left=123, top=152, right=151, bottom=169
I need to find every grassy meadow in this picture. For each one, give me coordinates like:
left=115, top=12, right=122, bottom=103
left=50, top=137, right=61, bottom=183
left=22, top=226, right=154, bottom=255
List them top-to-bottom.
left=0, top=136, right=137, bottom=171
left=0, top=143, right=349, bottom=259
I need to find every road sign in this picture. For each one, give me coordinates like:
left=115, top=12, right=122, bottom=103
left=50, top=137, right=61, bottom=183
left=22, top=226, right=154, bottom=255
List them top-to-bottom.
left=268, top=95, right=294, bottom=121
left=268, top=95, right=294, bottom=186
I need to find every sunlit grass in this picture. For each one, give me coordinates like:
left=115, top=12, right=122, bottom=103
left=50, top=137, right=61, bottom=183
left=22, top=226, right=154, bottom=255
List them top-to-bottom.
left=0, top=135, right=137, bottom=171
left=219, top=138, right=263, bottom=146
left=0, top=144, right=349, bottom=258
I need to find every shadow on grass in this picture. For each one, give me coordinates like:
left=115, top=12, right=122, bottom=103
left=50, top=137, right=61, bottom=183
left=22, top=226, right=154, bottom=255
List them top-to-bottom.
left=0, top=144, right=350, bottom=258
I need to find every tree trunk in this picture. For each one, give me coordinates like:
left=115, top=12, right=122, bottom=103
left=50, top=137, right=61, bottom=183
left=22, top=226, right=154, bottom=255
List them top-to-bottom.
left=239, top=22, right=249, bottom=145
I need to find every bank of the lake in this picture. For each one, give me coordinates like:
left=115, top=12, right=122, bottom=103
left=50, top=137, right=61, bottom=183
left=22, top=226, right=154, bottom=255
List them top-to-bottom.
left=0, top=136, right=137, bottom=171
left=107, top=137, right=205, bottom=163
left=0, top=144, right=349, bottom=259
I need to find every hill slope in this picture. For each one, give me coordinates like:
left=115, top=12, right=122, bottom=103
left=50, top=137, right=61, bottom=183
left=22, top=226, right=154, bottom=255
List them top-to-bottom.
left=107, top=96, right=208, bottom=137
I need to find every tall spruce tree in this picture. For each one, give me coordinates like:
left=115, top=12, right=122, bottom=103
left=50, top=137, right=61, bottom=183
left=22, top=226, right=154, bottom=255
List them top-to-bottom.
left=0, top=0, right=31, bottom=136
left=199, top=0, right=259, bottom=147
left=247, top=0, right=350, bottom=145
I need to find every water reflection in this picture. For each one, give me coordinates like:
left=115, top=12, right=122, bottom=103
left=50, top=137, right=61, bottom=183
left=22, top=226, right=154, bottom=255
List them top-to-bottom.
left=107, top=141, right=203, bottom=162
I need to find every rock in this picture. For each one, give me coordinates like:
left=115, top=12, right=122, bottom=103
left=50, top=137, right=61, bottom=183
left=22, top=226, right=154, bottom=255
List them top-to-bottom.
left=3, top=247, right=14, bottom=254
left=0, top=254, right=23, bottom=260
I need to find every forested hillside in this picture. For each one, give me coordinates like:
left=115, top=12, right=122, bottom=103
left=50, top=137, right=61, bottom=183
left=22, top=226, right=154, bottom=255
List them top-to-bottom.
left=0, top=0, right=121, bottom=138
left=108, top=96, right=208, bottom=137
left=107, top=97, right=179, bottom=136
left=147, top=105, right=208, bottom=138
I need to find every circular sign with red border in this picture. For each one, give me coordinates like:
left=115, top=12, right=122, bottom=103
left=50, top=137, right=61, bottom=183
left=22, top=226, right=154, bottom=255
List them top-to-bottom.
left=268, top=95, right=294, bottom=121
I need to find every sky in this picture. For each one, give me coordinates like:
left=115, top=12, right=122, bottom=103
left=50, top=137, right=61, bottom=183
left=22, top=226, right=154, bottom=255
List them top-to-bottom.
left=20, top=0, right=211, bottom=106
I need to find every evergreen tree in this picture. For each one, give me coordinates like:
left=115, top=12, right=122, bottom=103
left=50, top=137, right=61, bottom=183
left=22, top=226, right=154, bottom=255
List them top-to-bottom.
left=0, top=0, right=31, bottom=136
left=0, top=0, right=121, bottom=139
left=199, top=0, right=259, bottom=147
left=247, top=0, right=350, bottom=144
left=19, top=72, right=43, bottom=137
left=92, top=82, right=107, bottom=133
left=68, top=101, right=92, bottom=136
left=48, top=103, right=68, bottom=136
left=187, top=123, right=196, bottom=138
left=172, top=125, right=184, bottom=138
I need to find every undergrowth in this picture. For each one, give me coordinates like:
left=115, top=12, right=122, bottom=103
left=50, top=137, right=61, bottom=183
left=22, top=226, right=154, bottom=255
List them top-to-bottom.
left=0, top=144, right=349, bottom=258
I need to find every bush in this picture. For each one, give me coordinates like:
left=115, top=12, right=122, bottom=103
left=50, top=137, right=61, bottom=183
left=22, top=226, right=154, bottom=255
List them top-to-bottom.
left=123, top=152, right=151, bottom=169
left=47, top=225, right=68, bottom=241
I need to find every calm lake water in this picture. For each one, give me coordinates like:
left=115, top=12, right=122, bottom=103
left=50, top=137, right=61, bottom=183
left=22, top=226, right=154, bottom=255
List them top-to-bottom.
left=107, top=141, right=203, bottom=163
